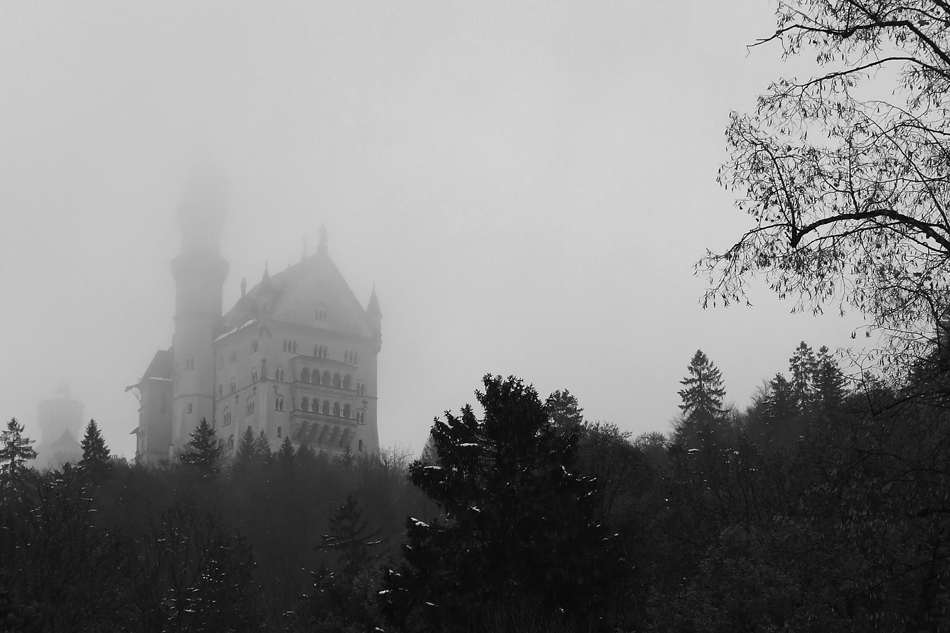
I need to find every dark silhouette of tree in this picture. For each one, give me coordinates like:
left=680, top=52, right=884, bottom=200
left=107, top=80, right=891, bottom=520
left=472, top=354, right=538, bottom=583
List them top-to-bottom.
left=700, top=0, right=950, bottom=373
left=674, top=350, right=728, bottom=447
left=383, top=374, right=623, bottom=632
left=545, top=389, right=584, bottom=431
left=0, top=418, right=36, bottom=497
left=178, top=418, right=220, bottom=478
left=79, top=419, right=111, bottom=484
left=234, top=426, right=257, bottom=472
left=254, top=430, right=271, bottom=465
left=276, top=436, right=295, bottom=470
left=320, top=494, right=382, bottom=577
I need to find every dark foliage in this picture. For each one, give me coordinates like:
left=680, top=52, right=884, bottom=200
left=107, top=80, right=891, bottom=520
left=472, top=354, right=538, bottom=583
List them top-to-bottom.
left=382, top=375, right=625, bottom=632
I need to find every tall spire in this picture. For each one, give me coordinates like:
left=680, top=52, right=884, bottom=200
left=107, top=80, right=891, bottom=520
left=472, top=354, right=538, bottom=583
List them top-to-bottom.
left=318, top=224, right=328, bottom=254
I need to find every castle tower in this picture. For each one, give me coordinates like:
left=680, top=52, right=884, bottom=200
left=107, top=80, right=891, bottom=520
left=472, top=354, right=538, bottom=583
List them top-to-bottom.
left=169, top=162, right=229, bottom=454
left=34, top=383, right=84, bottom=469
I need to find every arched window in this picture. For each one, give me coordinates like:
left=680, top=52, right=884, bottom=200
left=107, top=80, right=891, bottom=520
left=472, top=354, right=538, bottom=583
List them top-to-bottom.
left=252, top=339, right=259, bottom=353
left=292, top=341, right=298, bottom=353
left=275, top=367, right=285, bottom=382
left=251, top=368, right=258, bottom=383
left=301, top=368, right=310, bottom=383
left=323, top=370, right=331, bottom=385
left=333, top=373, right=341, bottom=388
left=343, top=375, right=352, bottom=390
left=229, top=379, right=236, bottom=394
left=275, top=394, right=284, bottom=411
left=246, top=396, right=255, bottom=416
left=301, top=397, right=309, bottom=412
left=312, top=399, right=319, bottom=413
left=322, top=400, right=330, bottom=415
left=333, top=402, right=341, bottom=417
left=187, top=403, right=193, bottom=414
left=343, top=404, right=351, bottom=419
left=223, top=407, right=232, bottom=426
left=356, top=411, right=364, bottom=425
left=277, top=426, right=282, bottom=438
left=228, top=434, right=235, bottom=450
left=358, top=439, right=363, bottom=452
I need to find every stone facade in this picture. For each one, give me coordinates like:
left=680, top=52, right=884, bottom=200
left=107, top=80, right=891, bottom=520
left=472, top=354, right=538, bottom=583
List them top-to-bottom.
left=130, top=169, right=381, bottom=465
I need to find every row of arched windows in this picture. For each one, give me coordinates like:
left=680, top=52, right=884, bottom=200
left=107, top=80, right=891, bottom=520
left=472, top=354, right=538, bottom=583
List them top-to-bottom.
left=283, top=339, right=299, bottom=353
left=314, top=345, right=328, bottom=358
left=344, top=350, right=359, bottom=364
left=299, top=368, right=356, bottom=391
left=297, top=398, right=356, bottom=419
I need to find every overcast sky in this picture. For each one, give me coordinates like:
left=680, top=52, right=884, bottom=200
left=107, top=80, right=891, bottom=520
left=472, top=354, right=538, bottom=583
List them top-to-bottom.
left=0, top=1, right=868, bottom=457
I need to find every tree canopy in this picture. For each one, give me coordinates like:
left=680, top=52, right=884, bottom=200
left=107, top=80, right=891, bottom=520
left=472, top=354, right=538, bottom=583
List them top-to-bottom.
left=701, top=0, right=950, bottom=374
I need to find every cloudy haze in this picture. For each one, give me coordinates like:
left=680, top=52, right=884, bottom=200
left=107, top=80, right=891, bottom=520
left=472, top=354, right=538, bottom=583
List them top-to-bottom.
left=0, top=1, right=867, bottom=457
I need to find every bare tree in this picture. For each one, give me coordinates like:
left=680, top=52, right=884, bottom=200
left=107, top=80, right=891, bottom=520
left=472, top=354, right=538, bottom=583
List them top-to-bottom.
left=702, top=1, right=950, bottom=376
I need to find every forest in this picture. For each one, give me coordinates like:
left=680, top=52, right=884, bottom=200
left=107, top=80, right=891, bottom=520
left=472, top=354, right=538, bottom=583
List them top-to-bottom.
left=7, top=0, right=950, bottom=630
left=3, top=341, right=950, bottom=632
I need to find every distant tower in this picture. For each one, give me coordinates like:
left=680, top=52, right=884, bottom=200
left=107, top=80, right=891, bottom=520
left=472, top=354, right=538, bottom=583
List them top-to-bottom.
left=169, top=162, right=230, bottom=454
left=34, top=383, right=84, bottom=469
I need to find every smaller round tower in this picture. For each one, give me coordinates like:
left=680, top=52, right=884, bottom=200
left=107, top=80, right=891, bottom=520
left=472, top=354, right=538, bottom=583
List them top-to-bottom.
left=35, top=383, right=84, bottom=469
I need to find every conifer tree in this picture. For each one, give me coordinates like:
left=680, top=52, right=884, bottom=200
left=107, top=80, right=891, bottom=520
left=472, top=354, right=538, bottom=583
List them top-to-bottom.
left=789, top=342, right=818, bottom=412
left=674, top=350, right=728, bottom=446
left=383, top=375, right=622, bottom=631
left=0, top=418, right=36, bottom=494
left=179, top=418, right=221, bottom=478
left=79, top=419, right=111, bottom=483
left=234, top=426, right=257, bottom=472
left=254, top=430, right=271, bottom=464
left=276, top=436, right=295, bottom=470
left=320, top=494, right=381, bottom=576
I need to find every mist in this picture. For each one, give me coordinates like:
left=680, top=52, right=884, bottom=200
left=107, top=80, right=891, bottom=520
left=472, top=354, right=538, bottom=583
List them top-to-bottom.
left=0, top=1, right=865, bottom=458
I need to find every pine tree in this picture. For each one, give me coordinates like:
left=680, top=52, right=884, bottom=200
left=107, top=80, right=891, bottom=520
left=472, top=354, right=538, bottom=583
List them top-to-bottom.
left=789, top=342, right=818, bottom=412
left=815, top=346, right=847, bottom=414
left=675, top=350, right=728, bottom=447
left=383, top=375, right=622, bottom=630
left=546, top=389, right=585, bottom=431
left=0, top=418, right=37, bottom=495
left=179, top=418, right=221, bottom=478
left=79, top=419, right=111, bottom=483
left=234, top=426, right=257, bottom=472
left=254, top=430, right=271, bottom=465
left=276, top=436, right=295, bottom=470
left=320, top=494, right=381, bottom=576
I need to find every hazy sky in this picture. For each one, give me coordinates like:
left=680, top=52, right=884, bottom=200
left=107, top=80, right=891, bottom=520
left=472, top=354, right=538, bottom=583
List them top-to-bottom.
left=0, top=1, right=868, bottom=457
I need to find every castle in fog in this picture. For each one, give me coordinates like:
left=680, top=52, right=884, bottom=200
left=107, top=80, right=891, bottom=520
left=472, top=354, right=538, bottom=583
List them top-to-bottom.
left=129, top=167, right=381, bottom=464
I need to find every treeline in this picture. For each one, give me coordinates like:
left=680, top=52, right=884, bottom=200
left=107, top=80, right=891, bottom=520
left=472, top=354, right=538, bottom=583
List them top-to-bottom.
left=3, top=345, right=950, bottom=631
left=0, top=420, right=430, bottom=631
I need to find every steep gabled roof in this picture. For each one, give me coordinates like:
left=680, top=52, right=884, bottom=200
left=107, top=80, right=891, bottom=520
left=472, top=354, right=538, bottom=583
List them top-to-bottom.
left=219, top=238, right=376, bottom=338
left=142, top=348, right=173, bottom=381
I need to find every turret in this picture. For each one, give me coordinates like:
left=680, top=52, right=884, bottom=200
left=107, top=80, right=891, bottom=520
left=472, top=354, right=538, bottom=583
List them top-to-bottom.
left=169, top=161, right=230, bottom=453
left=366, top=285, right=382, bottom=347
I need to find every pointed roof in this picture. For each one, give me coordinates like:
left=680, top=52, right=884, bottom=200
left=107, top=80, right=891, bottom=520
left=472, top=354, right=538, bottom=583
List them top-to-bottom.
left=218, top=237, right=376, bottom=338
left=367, top=285, right=382, bottom=319
left=142, top=348, right=173, bottom=380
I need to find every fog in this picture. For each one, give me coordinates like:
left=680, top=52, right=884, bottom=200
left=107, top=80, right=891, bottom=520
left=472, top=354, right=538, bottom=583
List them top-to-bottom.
left=0, top=1, right=866, bottom=457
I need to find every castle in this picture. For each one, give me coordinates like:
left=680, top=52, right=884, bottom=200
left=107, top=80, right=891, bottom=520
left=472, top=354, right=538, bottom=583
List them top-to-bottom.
left=129, top=167, right=381, bottom=465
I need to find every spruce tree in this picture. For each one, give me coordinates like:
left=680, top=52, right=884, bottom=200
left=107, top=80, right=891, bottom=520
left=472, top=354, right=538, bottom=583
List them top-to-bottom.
left=675, top=350, right=728, bottom=447
left=382, top=375, right=622, bottom=631
left=0, top=418, right=37, bottom=495
left=179, top=418, right=221, bottom=478
left=79, top=419, right=111, bottom=483
left=234, top=426, right=257, bottom=472
left=254, top=430, right=271, bottom=464
left=276, top=436, right=295, bottom=470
